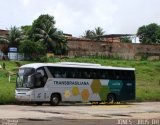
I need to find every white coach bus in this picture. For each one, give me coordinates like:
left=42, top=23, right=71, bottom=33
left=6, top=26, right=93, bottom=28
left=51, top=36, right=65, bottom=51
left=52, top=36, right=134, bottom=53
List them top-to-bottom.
left=15, top=62, right=135, bottom=105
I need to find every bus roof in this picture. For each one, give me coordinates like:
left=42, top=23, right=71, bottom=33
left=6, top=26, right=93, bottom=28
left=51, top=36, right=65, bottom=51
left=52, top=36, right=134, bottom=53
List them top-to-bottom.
left=20, top=62, right=135, bottom=71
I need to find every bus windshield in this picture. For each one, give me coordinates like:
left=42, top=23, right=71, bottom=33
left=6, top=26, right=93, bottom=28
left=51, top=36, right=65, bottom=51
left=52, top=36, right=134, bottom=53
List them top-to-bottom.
left=16, top=68, right=35, bottom=88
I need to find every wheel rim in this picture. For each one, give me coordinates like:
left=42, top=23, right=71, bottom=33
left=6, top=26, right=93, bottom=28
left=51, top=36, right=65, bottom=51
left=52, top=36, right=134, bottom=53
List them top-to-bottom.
left=108, top=95, right=115, bottom=103
left=52, top=96, right=59, bottom=104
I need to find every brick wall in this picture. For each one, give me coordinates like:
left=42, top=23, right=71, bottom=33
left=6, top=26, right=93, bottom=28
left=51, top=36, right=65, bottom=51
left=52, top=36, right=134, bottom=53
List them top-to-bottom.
left=67, top=40, right=160, bottom=60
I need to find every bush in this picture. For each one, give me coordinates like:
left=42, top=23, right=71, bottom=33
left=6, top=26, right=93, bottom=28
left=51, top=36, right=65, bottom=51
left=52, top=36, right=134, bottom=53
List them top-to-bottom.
left=19, top=40, right=47, bottom=61
left=39, top=56, right=48, bottom=62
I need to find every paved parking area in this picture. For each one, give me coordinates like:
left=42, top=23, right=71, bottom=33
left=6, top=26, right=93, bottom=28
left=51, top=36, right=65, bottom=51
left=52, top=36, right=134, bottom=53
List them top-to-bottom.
left=0, top=102, right=160, bottom=125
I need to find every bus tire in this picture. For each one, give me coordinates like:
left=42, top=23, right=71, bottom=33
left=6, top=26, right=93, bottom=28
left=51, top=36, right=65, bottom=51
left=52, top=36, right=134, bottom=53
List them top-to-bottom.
left=50, top=94, right=61, bottom=106
left=107, top=94, right=116, bottom=104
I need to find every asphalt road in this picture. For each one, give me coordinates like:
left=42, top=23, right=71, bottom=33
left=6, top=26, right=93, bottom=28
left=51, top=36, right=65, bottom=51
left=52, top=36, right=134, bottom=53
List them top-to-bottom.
left=0, top=102, right=160, bottom=125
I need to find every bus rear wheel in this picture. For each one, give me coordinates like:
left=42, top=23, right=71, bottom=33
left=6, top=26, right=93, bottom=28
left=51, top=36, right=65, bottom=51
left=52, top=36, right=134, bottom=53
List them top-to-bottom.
left=50, top=94, right=60, bottom=106
left=107, top=94, right=116, bottom=104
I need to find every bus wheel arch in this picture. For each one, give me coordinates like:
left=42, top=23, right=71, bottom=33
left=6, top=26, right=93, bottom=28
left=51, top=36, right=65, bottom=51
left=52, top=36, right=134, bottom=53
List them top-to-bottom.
left=50, top=93, right=61, bottom=106
left=107, top=93, right=116, bottom=104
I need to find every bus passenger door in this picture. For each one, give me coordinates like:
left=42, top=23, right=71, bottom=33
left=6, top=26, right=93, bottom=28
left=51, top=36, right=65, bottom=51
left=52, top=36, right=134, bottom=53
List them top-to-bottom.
left=34, top=67, right=48, bottom=102
left=34, top=88, right=45, bottom=101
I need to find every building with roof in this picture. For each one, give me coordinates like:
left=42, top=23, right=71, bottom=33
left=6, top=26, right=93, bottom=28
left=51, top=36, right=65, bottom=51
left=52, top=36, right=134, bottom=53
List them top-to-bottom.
left=0, top=29, right=9, bottom=38
left=66, top=33, right=136, bottom=43
left=98, top=34, right=136, bottom=43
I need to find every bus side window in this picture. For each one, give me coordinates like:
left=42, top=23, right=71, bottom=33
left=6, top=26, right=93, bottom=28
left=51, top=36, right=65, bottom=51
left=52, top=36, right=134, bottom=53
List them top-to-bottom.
left=36, top=67, right=48, bottom=87
left=47, top=67, right=55, bottom=78
left=51, top=67, right=63, bottom=78
left=65, top=68, right=74, bottom=78
left=81, top=68, right=90, bottom=79
left=37, top=69, right=45, bottom=76
left=74, top=69, right=82, bottom=78
left=86, top=70, right=91, bottom=79
left=90, top=70, right=97, bottom=79
left=95, top=70, right=100, bottom=79
left=101, top=70, right=108, bottom=79
left=105, top=70, right=109, bottom=79
left=107, top=70, right=115, bottom=80
left=115, top=70, right=121, bottom=80
left=120, top=70, right=125, bottom=80
left=120, top=70, right=135, bottom=80
left=123, top=70, right=129, bottom=80
left=55, top=71, right=61, bottom=78
left=61, top=71, right=66, bottom=78
left=82, top=71, right=87, bottom=79
left=126, top=71, right=135, bottom=80
left=130, top=71, right=135, bottom=80
left=101, top=72, right=105, bottom=79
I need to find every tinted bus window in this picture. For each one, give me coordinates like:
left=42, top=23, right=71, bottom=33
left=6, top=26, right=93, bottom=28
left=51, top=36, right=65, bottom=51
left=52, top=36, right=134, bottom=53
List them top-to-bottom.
left=107, top=70, right=115, bottom=79
left=119, top=70, right=135, bottom=80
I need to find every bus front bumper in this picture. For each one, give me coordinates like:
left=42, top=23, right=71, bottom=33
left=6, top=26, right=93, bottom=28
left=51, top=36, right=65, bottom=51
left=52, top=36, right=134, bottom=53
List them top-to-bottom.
left=15, top=89, right=33, bottom=101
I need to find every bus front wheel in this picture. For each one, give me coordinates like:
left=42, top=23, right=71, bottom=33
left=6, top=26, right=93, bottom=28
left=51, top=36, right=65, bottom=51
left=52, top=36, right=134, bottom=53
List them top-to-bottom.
left=50, top=94, right=60, bottom=106
left=107, top=94, right=116, bottom=104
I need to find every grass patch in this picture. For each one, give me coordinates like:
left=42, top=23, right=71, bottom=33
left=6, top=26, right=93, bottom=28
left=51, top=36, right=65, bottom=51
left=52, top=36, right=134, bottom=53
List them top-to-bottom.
left=0, top=61, right=29, bottom=104
left=0, top=68, right=16, bottom=104
left=0, top=76, right=16, bottom=104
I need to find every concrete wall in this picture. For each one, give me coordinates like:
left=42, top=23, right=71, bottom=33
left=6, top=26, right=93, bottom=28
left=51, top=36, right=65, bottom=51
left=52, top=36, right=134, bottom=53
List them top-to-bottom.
left=67, top=40, right=160, bottom=60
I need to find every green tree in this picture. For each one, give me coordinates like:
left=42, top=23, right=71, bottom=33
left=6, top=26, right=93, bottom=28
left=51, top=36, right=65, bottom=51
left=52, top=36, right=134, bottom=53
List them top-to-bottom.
left=31, top=14, right=67, bottom=54
left=31, top=14, right=56, bottom=40
left=137, top=23, right=160, bottom=44
left=21, top=25, right=32, bottom=37
left=0, top=26, right=23, bottom=52
left=8, top=26, right=23, bottom=47
left=82, top=27, right=105, bottom=41
left=93, top=27, right=105, bottom=37
left=93, top=27, right=105, bottom=41
left=82, top=30, right=94, bottom=39
left=53, top=32, right=68, bottom=54
left=0, top=36, right=9, bottom=44
left=120, top=36, right=132, bottom=43
left=19, top=39, right=46, bottom=60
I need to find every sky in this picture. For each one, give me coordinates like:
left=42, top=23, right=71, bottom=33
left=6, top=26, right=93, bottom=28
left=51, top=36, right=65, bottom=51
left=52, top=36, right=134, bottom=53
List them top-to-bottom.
left=0, top=0, right=160, bottom=37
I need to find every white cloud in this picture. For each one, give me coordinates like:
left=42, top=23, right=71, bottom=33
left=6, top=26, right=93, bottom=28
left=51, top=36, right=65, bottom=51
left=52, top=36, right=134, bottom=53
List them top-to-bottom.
left=0, top=0, right=160, bottom=36
left=19, top=0, right=31, bottom=7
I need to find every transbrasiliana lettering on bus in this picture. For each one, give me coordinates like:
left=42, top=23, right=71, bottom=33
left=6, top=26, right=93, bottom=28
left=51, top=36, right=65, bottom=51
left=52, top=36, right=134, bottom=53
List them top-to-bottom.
left=53, top=81, right=89, bottom=85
